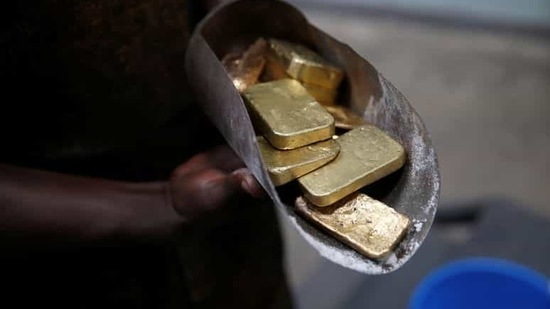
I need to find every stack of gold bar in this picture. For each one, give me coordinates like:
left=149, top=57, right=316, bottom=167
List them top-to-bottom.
left=221, top=38, right=411, bottom=260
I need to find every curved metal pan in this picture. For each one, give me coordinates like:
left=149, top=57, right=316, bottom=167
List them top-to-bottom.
left=185, top=0, right=440, bottom=274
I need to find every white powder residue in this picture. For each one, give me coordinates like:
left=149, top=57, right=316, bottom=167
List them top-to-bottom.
left=413, top=221, right=424, bottom=232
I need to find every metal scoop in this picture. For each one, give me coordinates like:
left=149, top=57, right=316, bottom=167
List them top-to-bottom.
left=185, top=0, right=440, bottom=274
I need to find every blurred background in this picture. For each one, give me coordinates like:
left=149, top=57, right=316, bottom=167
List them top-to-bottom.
left=276, top=0, right=550, bottom=307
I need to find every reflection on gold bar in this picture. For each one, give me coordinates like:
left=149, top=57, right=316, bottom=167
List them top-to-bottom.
left=221, top=38, right=267, bottom=92
left=267, top=39, right=344, bottom=89
left=242, top=79, right=335, bottom=150
left=302, top=82, right=338, bottom=106
left=324, top=105, right=367, bottom=130
left=298, top=125, right=405, bottom=206
left=258, top=136, right=340, bottom=186
left=295, top=193, right=410, bottom=259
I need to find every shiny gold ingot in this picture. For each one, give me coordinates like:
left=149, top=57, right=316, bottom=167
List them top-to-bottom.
left=221, top=38, right=267, bottom=92
left=267, top=38, right=344, bottom=89
left=262, top=58, right=337, bottom=105
left=242, top=79, right=335, bottom=150
left=302, top=82, right=338, bottom=106
left=324, top=105, right=367, bottom=130
left=298, top=125, right=405, bottom=206
left=257, top=136, right=340, bottom=186
left=295, top=193, right=411, bottom=259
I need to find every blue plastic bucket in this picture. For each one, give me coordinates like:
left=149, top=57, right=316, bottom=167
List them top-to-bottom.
left=410, top=257, right=550, bottom=309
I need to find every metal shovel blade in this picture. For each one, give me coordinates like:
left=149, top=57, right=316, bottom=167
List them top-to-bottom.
left=185, top=0, right=440, bottom=274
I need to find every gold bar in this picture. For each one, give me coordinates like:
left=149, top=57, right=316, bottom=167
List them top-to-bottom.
left=244, top=37, right=269, bottom=59
left=221, top=38, right=267, bottom=92
left=267, top=39, right=344, bottom=90
left=262, top=47, right=339, bottom=106
left=261, top=51, right=291, bottom=82
left=263, top=57, right=338, bottom=106
left=242, top=79, right=335, bottom=150
left=302, top=82, right=338, bottom=106
left=324, top=105, right=367, bottom=130
left=298, top=125, right=405, bottom=206
left=257, top=136, right=340, bottom=186
left=295, top=193, right=410, bottom=259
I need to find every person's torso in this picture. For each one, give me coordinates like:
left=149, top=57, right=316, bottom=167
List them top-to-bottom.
left=0, top=0, right=196, bottom=174
left=0, top=2, right=289, bottom=307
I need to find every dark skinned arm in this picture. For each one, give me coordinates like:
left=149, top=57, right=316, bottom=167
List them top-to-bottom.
left=0, top=0, right=252, bottom=249
left=0, top=146, right=262, bottom=249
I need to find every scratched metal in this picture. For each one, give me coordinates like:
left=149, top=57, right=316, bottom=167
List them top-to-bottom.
left=185, top=0, right=440, bottom=274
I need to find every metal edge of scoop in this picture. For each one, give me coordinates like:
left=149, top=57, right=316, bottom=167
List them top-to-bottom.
left=185, top=0, right=440, bottom=274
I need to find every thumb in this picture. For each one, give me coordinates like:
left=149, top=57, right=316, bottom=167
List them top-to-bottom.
left=231, top=168, right=265, bottom=198
left=170, top=169, right=238, bottom=221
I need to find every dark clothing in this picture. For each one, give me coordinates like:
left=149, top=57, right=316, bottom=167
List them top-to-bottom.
left=1, top=0, right=191, bottom=160
left=0, top=1, right=290, bottom=307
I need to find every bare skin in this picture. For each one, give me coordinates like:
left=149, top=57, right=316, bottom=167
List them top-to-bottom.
left=0, top=0, right=265, bottom=249
left=0, top=146, right=264, bottom=248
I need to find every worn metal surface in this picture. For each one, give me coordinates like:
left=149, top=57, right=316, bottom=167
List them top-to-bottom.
left=185, top=0, right=440, bottom=274
left=267, top=38, right=344, bottom=89
left=242, top=79, right=335, bottom=149
left=302, top=82, right=338, bottom=105
left=325, top=105, right=368, bottom=130
left=298, top=125, right=406, bottom=207
left=258, top=137, right=340, bottom=186
left=295, top=193, right=411, bottom=260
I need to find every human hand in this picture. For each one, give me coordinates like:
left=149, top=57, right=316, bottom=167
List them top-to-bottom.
left=168, top=145, right=264, bottom=222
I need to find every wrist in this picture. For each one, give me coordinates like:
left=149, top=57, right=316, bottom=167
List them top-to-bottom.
left=113, top=181, right=182, bottom=242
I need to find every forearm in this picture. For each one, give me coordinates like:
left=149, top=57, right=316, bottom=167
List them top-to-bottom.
left=0, top=164, right=181, bottom=248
